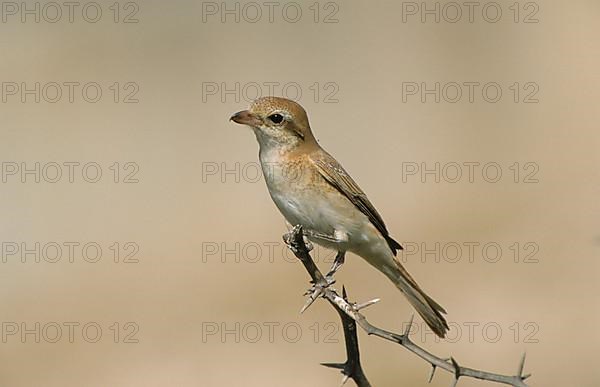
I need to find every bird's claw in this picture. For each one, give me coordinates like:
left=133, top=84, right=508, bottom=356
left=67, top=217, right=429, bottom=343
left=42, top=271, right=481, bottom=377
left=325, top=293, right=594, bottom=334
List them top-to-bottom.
left=283, top=226, right=314, bottom=252
left=304, top=239, right=314, bottom=251
left=301, top=277, right=333, bottom=313
left=300, top=284, right=324, bottom=313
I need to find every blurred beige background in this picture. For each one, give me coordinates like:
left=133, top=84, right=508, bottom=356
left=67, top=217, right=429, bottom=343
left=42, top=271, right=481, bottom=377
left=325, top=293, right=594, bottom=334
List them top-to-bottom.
left=0, top=1, right=599, bottom=386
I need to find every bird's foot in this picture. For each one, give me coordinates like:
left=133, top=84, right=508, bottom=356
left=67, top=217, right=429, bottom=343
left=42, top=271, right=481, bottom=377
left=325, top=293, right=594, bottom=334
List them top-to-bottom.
left=283, top=225, right=314, bottom=252
left=301, top=251, right=344, bottom=314
left=301, top=277, right=332, bottom=313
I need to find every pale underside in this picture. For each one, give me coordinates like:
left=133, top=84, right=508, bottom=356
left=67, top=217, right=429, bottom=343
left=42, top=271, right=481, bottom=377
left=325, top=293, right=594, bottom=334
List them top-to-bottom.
left=259, top=145, right=396, bottom=271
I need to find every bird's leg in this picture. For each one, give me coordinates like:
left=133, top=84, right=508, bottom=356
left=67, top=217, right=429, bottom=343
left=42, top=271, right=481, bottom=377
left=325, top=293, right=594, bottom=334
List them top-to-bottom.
left=284, top=226, right=335, bottom=313
left=285, top=227, right=346, bottom=310
left=301, top=229, right=347, bottom=285
left=303, top=229, right=339, bottom=243
left=303, top=251, right=344, bottom=308
left=325, top=251, right=346, bottom=284
left=300, top=252, right=344, bottom=314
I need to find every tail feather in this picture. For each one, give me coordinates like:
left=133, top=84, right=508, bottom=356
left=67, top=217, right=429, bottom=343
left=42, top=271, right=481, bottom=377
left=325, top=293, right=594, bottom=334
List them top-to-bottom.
left=388, top=263, right=449, bottom=338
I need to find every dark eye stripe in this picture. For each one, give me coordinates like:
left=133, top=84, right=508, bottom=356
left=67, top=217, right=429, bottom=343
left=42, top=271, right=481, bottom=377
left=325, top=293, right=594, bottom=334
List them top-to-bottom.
left=268, top=114, right=284, bottom=124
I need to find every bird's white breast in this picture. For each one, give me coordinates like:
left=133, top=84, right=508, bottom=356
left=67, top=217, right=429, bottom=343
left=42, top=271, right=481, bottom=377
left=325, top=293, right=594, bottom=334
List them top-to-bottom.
left=258, top=145, right=377, bottom=253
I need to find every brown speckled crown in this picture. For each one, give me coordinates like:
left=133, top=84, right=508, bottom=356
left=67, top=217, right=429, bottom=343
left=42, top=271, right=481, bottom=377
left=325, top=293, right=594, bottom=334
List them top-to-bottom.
left=249, top=97, right=311, bottom=131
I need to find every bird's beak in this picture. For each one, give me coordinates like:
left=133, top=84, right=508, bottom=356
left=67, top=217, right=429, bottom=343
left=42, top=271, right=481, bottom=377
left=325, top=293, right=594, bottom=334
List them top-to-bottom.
left=230, top=110, right=262, bottom=127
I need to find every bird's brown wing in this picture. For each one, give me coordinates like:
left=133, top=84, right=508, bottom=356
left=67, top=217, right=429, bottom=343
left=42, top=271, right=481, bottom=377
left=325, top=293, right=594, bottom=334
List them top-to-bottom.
left=310, top=151, right=403, bottom=255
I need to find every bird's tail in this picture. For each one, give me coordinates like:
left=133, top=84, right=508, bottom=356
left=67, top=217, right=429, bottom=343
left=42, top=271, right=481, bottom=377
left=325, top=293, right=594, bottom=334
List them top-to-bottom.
left=384, top=261, right=449, bottom=338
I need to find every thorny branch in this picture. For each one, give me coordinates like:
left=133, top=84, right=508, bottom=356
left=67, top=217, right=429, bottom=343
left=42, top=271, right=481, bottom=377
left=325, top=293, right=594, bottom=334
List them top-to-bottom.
left=283, top=225, right=531, bottom=387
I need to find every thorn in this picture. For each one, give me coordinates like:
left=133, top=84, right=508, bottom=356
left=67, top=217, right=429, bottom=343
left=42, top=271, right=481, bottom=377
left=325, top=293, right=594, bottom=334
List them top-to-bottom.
left=342, top=286, right=348, bottom=300
left=300, top=287, right=323, bottom=313
left=300, top=295, right=317, bottom=314
left=355, top=298, right=380, bottom=311
left=404, top=314, right=415, bottom=336
left=517, top=352, right=526, bottom=377
left=450, top=357, right=461, bottom=382
left=320, top=362, right=345, bottom=370
left=428, top=364, right=437, bottom=383
left=340, top=374, right=350, bottom=386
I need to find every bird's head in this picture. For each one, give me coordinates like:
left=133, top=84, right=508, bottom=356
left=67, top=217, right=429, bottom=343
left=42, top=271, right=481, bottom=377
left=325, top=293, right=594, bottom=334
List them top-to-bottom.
left=230, top=97, right=316, bottom=151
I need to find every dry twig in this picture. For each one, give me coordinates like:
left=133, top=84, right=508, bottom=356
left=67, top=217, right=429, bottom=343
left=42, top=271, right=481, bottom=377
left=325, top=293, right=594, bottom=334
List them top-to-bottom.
left=283, top=225, right=531, bottom=387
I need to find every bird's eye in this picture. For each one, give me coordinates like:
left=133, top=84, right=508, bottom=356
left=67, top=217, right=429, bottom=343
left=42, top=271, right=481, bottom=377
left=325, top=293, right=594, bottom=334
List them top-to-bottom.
left=268, top=114, right=284, bottom=124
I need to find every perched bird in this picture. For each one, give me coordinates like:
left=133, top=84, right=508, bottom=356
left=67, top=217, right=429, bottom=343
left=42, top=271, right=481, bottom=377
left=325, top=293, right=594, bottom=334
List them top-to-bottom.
left=230, top=97, right=449, bottom=337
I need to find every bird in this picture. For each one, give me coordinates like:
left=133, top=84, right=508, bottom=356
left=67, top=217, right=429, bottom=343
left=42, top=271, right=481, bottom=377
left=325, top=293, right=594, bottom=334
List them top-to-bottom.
left=230, top=97, right=449, bottom=337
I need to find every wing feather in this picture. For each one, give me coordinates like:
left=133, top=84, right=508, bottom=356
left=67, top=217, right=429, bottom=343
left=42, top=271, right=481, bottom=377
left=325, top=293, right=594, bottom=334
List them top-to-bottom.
left=311, top=152, right=403, bottom=255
